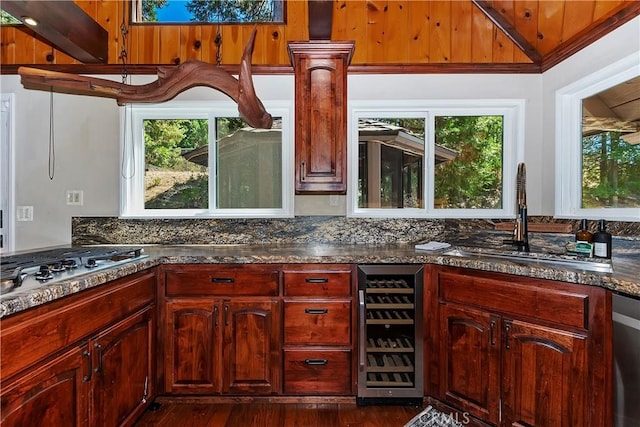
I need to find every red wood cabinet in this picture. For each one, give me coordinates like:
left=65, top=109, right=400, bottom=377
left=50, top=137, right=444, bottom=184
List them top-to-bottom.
left=288, top=41, right=354, bottom=194
left=282, top=264, right=355, bottom=395
left=161, top=265, right=281, bottom=395
left=429, top=266, right=611, bottom=427
left=0, top=270, right=156, bottom=427
left=91, top=306, right=155, bottom=427
left=0, top=344, right=90, bottom=427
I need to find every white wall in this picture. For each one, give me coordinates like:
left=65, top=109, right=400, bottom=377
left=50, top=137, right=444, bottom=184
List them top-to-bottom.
left=1, top=16, right=637, bottom=251
left=541, top=16, right=640, bottom=215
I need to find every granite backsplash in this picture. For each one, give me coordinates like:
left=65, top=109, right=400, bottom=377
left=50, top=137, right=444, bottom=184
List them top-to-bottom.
left=72, top=216, right=640, bottom=256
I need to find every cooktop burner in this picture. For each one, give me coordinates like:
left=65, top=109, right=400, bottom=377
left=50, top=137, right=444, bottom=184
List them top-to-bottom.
left=0, top=246, right=146, bottom=296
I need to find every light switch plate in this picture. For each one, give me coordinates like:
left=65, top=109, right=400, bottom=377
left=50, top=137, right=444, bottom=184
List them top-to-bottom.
left=66, top=190, right=83, bottom=206
left=17, top=206, right=33, bottom=221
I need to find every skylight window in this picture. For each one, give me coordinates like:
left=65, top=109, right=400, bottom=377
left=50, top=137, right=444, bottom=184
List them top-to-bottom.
left=132, top=0, right=285, bottom=24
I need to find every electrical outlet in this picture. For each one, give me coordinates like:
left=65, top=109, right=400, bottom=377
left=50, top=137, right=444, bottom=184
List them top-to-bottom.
left=66, top=190, right=83, bottom=206
left=329, top=195, right=339, bottom=207
left=17, top=206, right=33, bottom=221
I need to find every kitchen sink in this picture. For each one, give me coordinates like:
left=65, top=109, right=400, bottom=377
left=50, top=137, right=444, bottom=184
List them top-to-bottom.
left=442, top=247, right=613, bottom=273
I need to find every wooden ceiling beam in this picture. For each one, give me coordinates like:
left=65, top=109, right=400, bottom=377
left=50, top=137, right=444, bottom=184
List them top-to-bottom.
left=2, top=0, right=108, bottom=63
left=308, top=0, right=333, bottom=40
left=472, top=0, right=543, bottom=64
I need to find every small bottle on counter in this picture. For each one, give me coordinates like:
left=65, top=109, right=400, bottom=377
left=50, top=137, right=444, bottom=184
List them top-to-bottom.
left=575, top=219, right=593, bottom=243
left=593, top=219, right=612, bottom=259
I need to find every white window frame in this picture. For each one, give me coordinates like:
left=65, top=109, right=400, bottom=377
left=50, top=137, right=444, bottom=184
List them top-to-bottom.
left=555, top=53, right=640, bottom=221
left=120, top=100, right=294, bottom=218
left=348, top=100, right=525, bottom=218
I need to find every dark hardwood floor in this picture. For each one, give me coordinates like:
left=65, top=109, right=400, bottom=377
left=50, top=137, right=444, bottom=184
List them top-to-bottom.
left=133, top=401, right=429, bottom=427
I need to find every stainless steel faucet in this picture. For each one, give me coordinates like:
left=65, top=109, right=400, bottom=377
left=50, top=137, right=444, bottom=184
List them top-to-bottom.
left=513, top=163, right=530, bottom=252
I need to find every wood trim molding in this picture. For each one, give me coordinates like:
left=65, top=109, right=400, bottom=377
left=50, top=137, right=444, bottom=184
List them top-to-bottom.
left=0, top=62, right=541, bottom=76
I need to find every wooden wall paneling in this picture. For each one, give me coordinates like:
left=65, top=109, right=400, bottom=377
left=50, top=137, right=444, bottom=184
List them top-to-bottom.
left=95, top=0, right=119, bottom=64
left=283, top=0, right=307, bottom=44
left=332, top=0, right=348, bottom=41
left=344, top=0, right=367, bottom=64
left=366, top=0, right=388, bottom=63
left=451, top=0, right=473, bottom=62
left=490, top=0, right=514, bottom=62
left=513, top=0, right=538, bottom=63
left=593, top=0, right=624, bottom=22
left=385, top=1, right=409, bottom=63
left=407, top=1, right=431, bottom=63
left=429, top=1, right=452, bottom=62
left=535, top=1, right=565, bottom=55
left=562, top=1, right=597, bottom=43
left=471, top=5, right=494, bottom=62
left=262, top=24, right=283, bottom=65
left=138, top=25, right=161, bottom=64
left=159, top=25, right=181, bottom=64
left=244, top=25, right=262, bottom=64
left=180, top=26, right=202, bottom=62
left=198, top=26, right=216, bottom=64
left=221, top=26, right=243, bottom=65
left=0, top=28, right=17, bottom=64
left=33, top=39, right=54, bottom=65
left=53, top=48, right=78, bottom=65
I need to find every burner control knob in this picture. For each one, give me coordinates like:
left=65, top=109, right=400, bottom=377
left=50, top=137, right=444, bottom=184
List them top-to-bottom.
left=85, top=258, right=97, bottom=268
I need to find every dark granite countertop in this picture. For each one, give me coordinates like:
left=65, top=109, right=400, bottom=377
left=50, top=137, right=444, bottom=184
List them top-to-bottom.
left=1, top=243, right=638, bottom=319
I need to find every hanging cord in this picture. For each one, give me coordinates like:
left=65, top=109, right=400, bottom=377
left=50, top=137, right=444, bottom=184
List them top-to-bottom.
left=119, top=2, right=134, bottom=179
left=48, top=88, right=55, bottom=180
left=121, top=104, right=135, bottom=179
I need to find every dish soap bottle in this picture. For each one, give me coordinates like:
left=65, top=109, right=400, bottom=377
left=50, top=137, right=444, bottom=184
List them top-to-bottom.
left=575, top=219, right=593, bottom=243
left=593, top=219, right=612, bottom=259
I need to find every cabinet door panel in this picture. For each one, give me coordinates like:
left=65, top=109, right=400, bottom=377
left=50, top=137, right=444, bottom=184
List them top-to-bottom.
left=165, top=299, right=221, bottom=394
left=223, top=299, right=281, bottom=394
left=439, top=303, right=500, bottom=424
left=92, top=306, right=154, bottom=427
left=502, top=319, right=588, bottom=427
left=1, top=345, right=89, bottom=427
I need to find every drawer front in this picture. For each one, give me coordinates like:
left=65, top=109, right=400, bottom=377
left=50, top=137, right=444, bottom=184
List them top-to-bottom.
left=165, top=265, right=278, bottom=296
left=283, top=270, right=352, bottom=297
left=438, top=270, right=589, bottom=330
left=284, top=300, right=351, bottom=345
left=284, top=349, right=352, bottom=395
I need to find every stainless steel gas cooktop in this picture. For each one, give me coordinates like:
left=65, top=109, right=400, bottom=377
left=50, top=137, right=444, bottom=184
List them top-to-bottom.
left=0, top=246, right=146, bottom=296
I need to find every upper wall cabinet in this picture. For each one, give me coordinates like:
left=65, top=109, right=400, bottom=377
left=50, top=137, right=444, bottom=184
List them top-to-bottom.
left=288, top=41, right=354, bottom=194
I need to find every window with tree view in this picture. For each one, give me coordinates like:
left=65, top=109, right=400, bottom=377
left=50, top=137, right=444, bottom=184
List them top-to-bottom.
left=133, top=0, right=284, bottom=23
left=556, top=54, right=639, bottom=220
left=581, top=78, right=640, bottom=209
left=350, top=101, right=522, bottom=218
left=122, top=102, right=292, bottom=217
left=434, top=115, right=504, bottom=209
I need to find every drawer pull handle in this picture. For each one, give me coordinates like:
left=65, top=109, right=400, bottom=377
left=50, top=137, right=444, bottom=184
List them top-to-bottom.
left=211, top=277, right=234, bottom=283
left=305, top=278, right=329, bottom=283
left=305, top=308, right=328, bottom=315
left=305, top=359, right=328, bottom=366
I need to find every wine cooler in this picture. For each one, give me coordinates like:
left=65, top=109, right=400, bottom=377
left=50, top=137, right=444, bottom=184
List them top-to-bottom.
left=357, top=265, right=424, bottom=405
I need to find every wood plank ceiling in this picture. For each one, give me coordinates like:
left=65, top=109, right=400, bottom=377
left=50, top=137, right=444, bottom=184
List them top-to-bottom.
left=1, top=0, right=639, bottom=74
